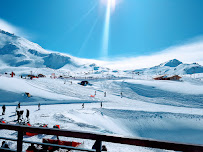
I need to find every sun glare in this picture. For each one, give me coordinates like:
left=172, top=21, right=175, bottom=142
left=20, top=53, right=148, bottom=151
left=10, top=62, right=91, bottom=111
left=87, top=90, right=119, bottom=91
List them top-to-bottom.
left=101, top=0, right=116, bottom=12
left=101, top=0, right=120, bottom=58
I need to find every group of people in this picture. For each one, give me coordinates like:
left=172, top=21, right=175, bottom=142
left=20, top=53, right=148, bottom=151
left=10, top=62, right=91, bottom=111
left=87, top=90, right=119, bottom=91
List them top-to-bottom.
left=1, top=102, right=41, bottom=123
left=16, top=103, right=40, bottom=123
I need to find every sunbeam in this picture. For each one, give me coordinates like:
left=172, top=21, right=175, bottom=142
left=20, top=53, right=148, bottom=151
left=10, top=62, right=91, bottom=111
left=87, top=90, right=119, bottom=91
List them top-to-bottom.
left=101, top=0, right=111, bottom=58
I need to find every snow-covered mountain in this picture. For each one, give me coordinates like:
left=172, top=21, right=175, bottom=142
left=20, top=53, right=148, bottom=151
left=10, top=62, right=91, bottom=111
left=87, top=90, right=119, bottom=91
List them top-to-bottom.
left=0, top=29, right=89, bottom=70
left=0, top=29, right=112, bottom=77
left=1, top=29, right=203, bottom=76
left=133, top=59, right=203, bottom=75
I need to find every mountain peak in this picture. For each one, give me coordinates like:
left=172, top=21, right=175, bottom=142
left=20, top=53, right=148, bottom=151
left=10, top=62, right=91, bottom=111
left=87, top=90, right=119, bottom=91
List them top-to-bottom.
left=0, top=29, right=17, bottom=38
left=161, top=59, right=183, bottom=67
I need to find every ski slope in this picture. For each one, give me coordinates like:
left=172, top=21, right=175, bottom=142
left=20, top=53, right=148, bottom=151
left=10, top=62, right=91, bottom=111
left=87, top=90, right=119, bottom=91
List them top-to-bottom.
left=0, top=75, right=203, bottom=151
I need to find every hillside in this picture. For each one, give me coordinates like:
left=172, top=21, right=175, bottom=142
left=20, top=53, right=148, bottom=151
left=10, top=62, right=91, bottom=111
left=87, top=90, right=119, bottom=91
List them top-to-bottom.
left=0, top=29, right=88, bottom=70
left=1, top=29, right=203, bottom=77
left=133, top=59, right=203, bottom=75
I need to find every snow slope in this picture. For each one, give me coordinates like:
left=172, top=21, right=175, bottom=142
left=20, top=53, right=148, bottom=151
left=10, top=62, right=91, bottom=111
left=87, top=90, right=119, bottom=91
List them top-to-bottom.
left=1, top=29, right=203, bottom=151
left=0, top=75, right=203, bottom=151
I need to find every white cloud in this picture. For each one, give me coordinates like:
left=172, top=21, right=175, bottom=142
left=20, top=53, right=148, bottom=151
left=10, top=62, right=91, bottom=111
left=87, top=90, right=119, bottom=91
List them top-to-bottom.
left=0, top=18, right=27, bottom=37
left=96, top=39, right=203, bottom=70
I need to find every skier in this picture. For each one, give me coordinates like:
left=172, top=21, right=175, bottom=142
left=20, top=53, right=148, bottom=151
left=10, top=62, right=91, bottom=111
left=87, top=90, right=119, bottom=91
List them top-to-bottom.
left=10, top=71, right=15, bottom=77
left=70, top=81, right=72, bottom=85
left=104, top=92, right=106, bottom=97
left=120, top=92, right=123, bottom=98
left=18, top=102, right=20, bottom=109
left=101, top=102, right=102, bottom=108
left=38, top=103, right=40, bottom=110
left=82, top=103, right=84, bottom=109
left=2, top=105, right=5, bottom=115
left=26, top=109, right=30, bottom=122
left=17, top=110, right=20, bottom=123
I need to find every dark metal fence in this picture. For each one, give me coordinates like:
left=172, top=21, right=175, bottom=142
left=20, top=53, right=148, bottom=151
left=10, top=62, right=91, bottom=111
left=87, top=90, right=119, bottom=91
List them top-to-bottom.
left=0, top=123, right=203, bottom=152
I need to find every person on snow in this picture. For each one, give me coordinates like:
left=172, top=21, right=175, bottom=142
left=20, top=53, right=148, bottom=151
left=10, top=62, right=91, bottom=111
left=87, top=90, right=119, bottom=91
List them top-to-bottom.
left=10, top=71, right=15, bottom=77
left=104, top=92, right=106, bottom=97
left=120, top=92, right=123, bottom=98
left=18, top=102, right=21, bottom=109
left=101, top=102, right=102, bottom=108
left=38, top=103, right=40, bottom=110
left=82, top=103, right=84, bottom=109
left=2, top=105, right=6, bottom=115
left=26, top=109, right=30, bottom=122
left=17, top=110, right=24, bottom=123
left=17, top=111, right=20, bottom=122
left=1, top=141, right=9, bottom=151
left=92, top=141, right=107, bottom=151
left=26, top=143, right=38, bottom=152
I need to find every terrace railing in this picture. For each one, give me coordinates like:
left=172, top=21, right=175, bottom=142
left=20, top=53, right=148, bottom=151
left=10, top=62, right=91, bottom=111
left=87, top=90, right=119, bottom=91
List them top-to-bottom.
left=0, top=123, right=203, bottom=152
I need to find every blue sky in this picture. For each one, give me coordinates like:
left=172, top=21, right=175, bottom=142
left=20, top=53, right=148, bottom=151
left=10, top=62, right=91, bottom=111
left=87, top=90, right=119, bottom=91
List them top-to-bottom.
left=0, top=0, right=203, bottom=60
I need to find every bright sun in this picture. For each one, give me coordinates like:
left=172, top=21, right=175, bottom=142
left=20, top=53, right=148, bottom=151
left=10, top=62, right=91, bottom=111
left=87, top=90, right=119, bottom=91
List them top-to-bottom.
left=101, top=0, right=116, bottom=11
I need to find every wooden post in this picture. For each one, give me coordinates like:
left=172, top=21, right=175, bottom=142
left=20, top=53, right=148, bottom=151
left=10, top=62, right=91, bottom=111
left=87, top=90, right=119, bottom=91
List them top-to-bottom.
left=17, top=131, right=23, bottom=152
left=95, top=140, right=102, bottom=152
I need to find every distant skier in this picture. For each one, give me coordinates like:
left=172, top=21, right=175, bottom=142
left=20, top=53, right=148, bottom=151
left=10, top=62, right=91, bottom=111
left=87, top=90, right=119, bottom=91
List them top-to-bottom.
left=10, top=71, right=15, bottom=77
left=70, top=81, right=72, bottom=85
left=104, top=92, right=106, bottom=97
left=120, top=92, right=123, bottom=98
left=18, top=102, right=20, bottom=109
left=101, top=102, right=102, bottom=108
left=38, top=103, right=40, bottom=110
left=82, top=103, right=84, bottom=109
left=2, top=105, right=5, bottom=115
left=26, top=109, right=30, bottom=122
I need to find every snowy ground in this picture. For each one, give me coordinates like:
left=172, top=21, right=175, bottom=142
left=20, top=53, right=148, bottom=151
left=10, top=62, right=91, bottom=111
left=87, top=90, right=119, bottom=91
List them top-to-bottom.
left=0, top=74, right=203, bottom=152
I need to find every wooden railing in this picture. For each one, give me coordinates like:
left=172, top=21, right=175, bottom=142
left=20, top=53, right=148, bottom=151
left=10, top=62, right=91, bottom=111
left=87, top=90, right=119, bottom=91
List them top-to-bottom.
left=0, top=123, right=203, bottom=152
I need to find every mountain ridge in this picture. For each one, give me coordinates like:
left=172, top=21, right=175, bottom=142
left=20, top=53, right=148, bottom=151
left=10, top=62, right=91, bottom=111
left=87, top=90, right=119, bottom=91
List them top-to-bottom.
left=0, top=29, right=203, bottom=75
